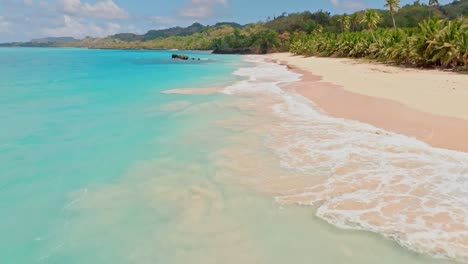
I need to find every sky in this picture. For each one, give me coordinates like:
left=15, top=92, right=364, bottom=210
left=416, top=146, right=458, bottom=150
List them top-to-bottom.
left=0, top=0, right=454, bottom=42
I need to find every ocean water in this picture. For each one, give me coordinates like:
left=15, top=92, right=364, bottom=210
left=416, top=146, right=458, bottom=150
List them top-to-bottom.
left=0, top=48, right=464, bottom=264
left=0, top=48, right=240, bottom=263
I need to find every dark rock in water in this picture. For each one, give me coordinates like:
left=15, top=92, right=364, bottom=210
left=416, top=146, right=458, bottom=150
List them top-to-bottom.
left=171, top=54, right=203, bottom=61
left=172, top=54, right=189, bottom=60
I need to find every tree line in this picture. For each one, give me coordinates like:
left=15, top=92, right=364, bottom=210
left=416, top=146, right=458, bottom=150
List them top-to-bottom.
left=212, top=0, right=467, bottom=69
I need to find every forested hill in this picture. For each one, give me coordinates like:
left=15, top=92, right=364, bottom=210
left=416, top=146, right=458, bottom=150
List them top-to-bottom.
left=263, top=0, right=467, bottom=32
left=111, top=22, right=242, bottom=42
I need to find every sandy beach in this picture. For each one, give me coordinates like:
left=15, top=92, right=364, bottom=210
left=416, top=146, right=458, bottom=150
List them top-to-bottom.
left=268, top=53, right=468, bottom=153
left=217, top=56, right=468, bottom=261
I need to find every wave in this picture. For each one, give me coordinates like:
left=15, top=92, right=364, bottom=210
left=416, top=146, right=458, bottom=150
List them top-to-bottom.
left=223, top=56, right=468, bottom=262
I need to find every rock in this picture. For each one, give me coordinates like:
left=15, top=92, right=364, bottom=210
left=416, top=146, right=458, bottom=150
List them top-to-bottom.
left=172, top=54, right=189, bottom=60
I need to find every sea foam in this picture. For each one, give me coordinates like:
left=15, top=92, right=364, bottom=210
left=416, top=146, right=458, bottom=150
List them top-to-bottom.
left=223, top=56, right=468, bottom=262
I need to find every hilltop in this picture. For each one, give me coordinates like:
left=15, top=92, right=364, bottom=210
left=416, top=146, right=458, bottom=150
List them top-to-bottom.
left=30, top=37, right=77, bottom=43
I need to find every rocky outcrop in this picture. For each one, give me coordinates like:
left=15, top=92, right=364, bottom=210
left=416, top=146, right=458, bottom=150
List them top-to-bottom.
left=171, top=54, right=202, bottom=61
left=172, top=54, right=189, bottom=60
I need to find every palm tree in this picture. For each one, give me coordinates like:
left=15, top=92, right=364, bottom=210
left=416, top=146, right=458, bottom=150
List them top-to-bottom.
left=385, top=0, right=400, bottom=30
left=429, top=0, right=439, bottom=6
left=360, top=9, right=381, bottom=41
left=350, top=13, right=361, bottom=32
left=338, top=15, right=351, bottom=32
left=290, top=17, right=465, bottom=69
left=422, top=18, right=467, bottom=68
left=314, top=24, right=324, bottom=34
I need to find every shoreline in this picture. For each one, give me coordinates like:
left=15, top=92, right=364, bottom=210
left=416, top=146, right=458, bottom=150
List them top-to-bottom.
left=268, top=53, right=468, bottom=153
left=222, top=56, right=468, bottom=262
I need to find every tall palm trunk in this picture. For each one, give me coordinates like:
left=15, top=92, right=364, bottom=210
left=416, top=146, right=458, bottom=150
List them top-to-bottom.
left=391, top=13, right=396, bottom=30
left=371, top=30, right=377, bottom=42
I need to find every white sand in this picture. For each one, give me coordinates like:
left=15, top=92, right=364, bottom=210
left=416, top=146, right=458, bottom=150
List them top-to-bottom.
left=269, top=53, right=468, bottom=120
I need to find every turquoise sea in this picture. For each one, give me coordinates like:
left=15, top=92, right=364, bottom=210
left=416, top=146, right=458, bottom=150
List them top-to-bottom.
left=0, top=48, right=461, bottom=264
left=0, top=48, right=240, bottom=262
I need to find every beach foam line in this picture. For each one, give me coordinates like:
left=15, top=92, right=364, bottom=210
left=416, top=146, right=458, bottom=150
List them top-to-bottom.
left=222, top=55, right=468, bottom=262
left=161, top=87, right=222, bottom=95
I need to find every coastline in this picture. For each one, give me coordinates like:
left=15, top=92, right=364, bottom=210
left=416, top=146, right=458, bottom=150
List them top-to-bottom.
left=268, top=53, right=468, bottom=153
left=219, top=56, right=468, bottom=262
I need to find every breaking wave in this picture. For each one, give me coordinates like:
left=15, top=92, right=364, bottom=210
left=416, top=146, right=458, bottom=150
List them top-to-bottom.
left=223, top=56, right=468, bottom=262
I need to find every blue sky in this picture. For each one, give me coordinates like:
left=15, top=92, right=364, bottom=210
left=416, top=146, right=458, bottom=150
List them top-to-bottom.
left=0, top=0, right=454, bottom=42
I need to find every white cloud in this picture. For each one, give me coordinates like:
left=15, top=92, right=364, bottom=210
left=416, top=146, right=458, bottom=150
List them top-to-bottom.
left=59, top=0, right=129, bottom=20
left=179, top=0, right=228, bottom=19
left=329, top=0, right=366, bottom=10
left=42, top=15, right=121, bottom=38
left=0, top=16, right=11, bottom=33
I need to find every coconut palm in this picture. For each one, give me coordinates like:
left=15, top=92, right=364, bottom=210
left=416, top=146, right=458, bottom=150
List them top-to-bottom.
left=385, top=0, right=400, bottom=30
left=360, top=9, right=381, bottom=41
left=349, top=13, right=361, bottom=32
left=338, top=15, right=352, bottom=32
left=290, top=17, right=464, bottom=69
left=423, top=18, right=467, bottom=67
left=314, top=24, right=324, bottom=34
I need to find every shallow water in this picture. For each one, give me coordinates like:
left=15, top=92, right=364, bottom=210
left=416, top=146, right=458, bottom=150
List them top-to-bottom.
left=0, top=48, right=463, bottom=264
left=222, top=56, right=468, bottom=262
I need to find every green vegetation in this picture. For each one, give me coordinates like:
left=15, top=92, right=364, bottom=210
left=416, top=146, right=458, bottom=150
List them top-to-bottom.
left=2, top=0, right=467, bottom=69
left=385, top=0, right=401, bottom=30
left=361, top=9, right=382, bottom=41
left=290, top=18, right=467, bottom=69
left=55, top=23, right=239, bottom=50
left=212, top=27, right=282, bottom=54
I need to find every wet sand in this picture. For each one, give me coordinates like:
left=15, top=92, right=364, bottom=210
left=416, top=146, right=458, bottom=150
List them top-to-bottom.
left=268, top=53, right=468, bottom=153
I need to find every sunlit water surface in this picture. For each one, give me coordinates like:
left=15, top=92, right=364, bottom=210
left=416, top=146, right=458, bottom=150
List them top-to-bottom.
left=0, top=48, right=461, bottom=264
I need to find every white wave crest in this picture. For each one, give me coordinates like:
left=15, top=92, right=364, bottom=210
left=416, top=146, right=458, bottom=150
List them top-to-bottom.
left=225, top=55, right=468, bottom=262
